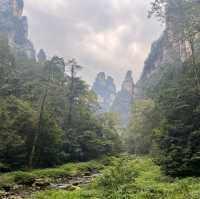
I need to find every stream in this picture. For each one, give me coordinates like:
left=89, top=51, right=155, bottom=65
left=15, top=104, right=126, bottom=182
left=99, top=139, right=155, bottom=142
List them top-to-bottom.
left=1, top=170, right=100, bottom=199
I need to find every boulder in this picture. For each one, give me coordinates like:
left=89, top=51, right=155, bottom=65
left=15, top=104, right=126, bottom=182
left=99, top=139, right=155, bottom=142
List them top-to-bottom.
left=34, top=179, right=50, bottom=188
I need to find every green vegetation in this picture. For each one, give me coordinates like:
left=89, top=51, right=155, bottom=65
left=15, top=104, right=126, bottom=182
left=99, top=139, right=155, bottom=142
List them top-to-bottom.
left=1, top=0, right=200, bottom=198
left=127, top=0, right=200, bottom=177
left=0, top=35, right=121, bottom=170
left=126, top=99, right=158, bottom=154
left=30, top=156, right=200, bottom=199
left=0, top=158, right=104, bottom=190
left=33, top=191, right=82, bottom=199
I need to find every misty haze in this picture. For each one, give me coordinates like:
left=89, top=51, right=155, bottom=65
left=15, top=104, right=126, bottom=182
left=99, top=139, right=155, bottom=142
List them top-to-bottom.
left=0, top=0, right=200, bottom=199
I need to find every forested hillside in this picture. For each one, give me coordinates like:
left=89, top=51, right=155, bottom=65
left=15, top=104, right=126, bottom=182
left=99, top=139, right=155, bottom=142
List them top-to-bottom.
left=127, top=0, right=200, bottom=177
left=0, top=36, right=121, bottom=170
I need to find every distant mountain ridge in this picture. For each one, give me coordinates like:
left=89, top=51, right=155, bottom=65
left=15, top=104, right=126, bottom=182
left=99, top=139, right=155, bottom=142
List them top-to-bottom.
left=92, top=71, right=135, bottom=126
left=112, top=71, right=135, bottom=126
left=92, top=72, right=116, bottom=112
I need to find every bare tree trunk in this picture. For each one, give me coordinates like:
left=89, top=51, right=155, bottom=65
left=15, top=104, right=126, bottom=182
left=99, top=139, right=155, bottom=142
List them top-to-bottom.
left=189, top=39, right=200, bottom=92
left=68, top=66, right=75, bottom=125
left=28, top=87, right=48, bottom=168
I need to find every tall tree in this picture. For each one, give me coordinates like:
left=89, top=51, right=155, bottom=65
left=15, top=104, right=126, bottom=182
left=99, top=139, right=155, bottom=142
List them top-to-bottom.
left=0, top=36, right=16, bottom=96
left=28, top=56, right=65, bottom=168
left=66, top=59, right=82, bottom=125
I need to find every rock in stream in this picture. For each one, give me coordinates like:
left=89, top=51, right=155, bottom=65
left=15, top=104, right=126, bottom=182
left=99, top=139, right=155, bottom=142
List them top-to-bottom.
left=0, top=171, right=100, bottom=199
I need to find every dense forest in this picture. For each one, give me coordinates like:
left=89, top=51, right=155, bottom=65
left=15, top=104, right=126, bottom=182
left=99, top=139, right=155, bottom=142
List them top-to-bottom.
left=1, top=0, right=200, bottom=199
left=127, top=0, right=200, bottom=177
left=0, top=35, right=121, bottom=170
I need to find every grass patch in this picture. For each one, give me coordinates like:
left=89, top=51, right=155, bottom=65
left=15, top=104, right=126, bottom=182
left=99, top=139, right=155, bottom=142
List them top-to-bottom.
left=3, top=156, right=200, bottom=199
left=31, top=156, right=200, bottom=199
left=0, top=159, right=104, bottom=191
left=32, top=190, right=82, bottom=199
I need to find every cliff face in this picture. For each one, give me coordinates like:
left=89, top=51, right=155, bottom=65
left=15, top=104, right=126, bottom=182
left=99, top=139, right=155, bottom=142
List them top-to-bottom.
left=0, top=0, right=35, bottom=58
left=140, top=0, right=200, bottom=85
left=136, top=1, right=198, bottom=99
left=140, top=31, right=189, bottom=83
left=37, top=49, right=47, bottom=64
left=93, top=71, right=135, bottom=126
left=112, top=71, right=134, bottom=126
left=92, top=72, right=116, bottom=112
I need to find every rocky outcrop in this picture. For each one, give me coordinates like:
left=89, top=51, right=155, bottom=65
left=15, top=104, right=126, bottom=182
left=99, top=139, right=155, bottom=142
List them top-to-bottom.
left=0, top=0, right=35, bottom=59
left=135, top=1, right=197, bottom=99
left=139, top=1, right=200, bottom=86
left=140, top=32, right=188, bottom=83
left=140, top=34, right=167, bottom=81
left=37, top=49, right=47, bottom=63
left=92, top=71, right=135, bottom=126
left=112, top=71, right=134, bottom=126
left=92, top=72, right=116, bottom=112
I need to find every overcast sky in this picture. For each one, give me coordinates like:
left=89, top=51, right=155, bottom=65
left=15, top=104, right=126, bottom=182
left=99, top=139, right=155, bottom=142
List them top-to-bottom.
left=24, top=0, right=163, bottom=88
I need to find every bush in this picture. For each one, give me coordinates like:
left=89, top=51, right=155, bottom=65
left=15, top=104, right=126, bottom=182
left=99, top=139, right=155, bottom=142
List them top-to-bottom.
left=97, top=158, right=138, bottom=198
left=0, top=163, right=11, bottom=173
left=14, top=172, right=36, bottom=185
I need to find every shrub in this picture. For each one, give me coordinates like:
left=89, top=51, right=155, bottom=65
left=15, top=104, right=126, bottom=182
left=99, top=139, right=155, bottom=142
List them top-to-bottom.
left=97, top=158, right=138, bottom=199
left=0, top=163, right=11, bottom=173
left=14, top=172, right=36, bottom=185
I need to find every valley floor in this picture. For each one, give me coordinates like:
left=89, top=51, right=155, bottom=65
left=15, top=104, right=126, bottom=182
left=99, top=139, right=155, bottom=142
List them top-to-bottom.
left=1, top=156, right=200, bottom=199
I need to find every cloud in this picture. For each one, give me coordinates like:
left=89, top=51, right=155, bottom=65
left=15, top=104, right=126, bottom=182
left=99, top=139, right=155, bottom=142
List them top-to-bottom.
left=24, top=0, right=163, bottom=88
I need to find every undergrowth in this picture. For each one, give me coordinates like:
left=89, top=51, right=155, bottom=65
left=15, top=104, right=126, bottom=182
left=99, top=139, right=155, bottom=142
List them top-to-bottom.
left=2, top=156, right=200, bottom=199
left=32, top=156, right=200, bottom=199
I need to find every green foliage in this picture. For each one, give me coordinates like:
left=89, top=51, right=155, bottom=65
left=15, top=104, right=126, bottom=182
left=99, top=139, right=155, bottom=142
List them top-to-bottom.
left=128, top=0, right=200, bottom=177
left=0, top=36, right=121, bottom=170
left=0, top=36, right=16, bottom=96
left=137, top=61, right=200, bottom=177
left=152, top=62, right=200, bottom=176
left=0, top=96, right=36, bottom=168
left=127, top=99, right=159, bottom=154
left=62, top=109, right=122, bottom=162
left=33, top=114, right=64, bottom=168
left=29, top=156, right=200, bottom=199
left=97, top=157, right=138, bottom=199
left=0, top=158, right=104, bottom=191
left=0, top=162, right=11, bottom=173
left=13, top=172, right=36, bottom=185
left=32, top=191, right=82, bottom=199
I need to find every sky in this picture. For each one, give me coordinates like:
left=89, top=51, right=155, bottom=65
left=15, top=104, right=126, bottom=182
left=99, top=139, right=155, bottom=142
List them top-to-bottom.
left=24, top=0, right=163, bottom=88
